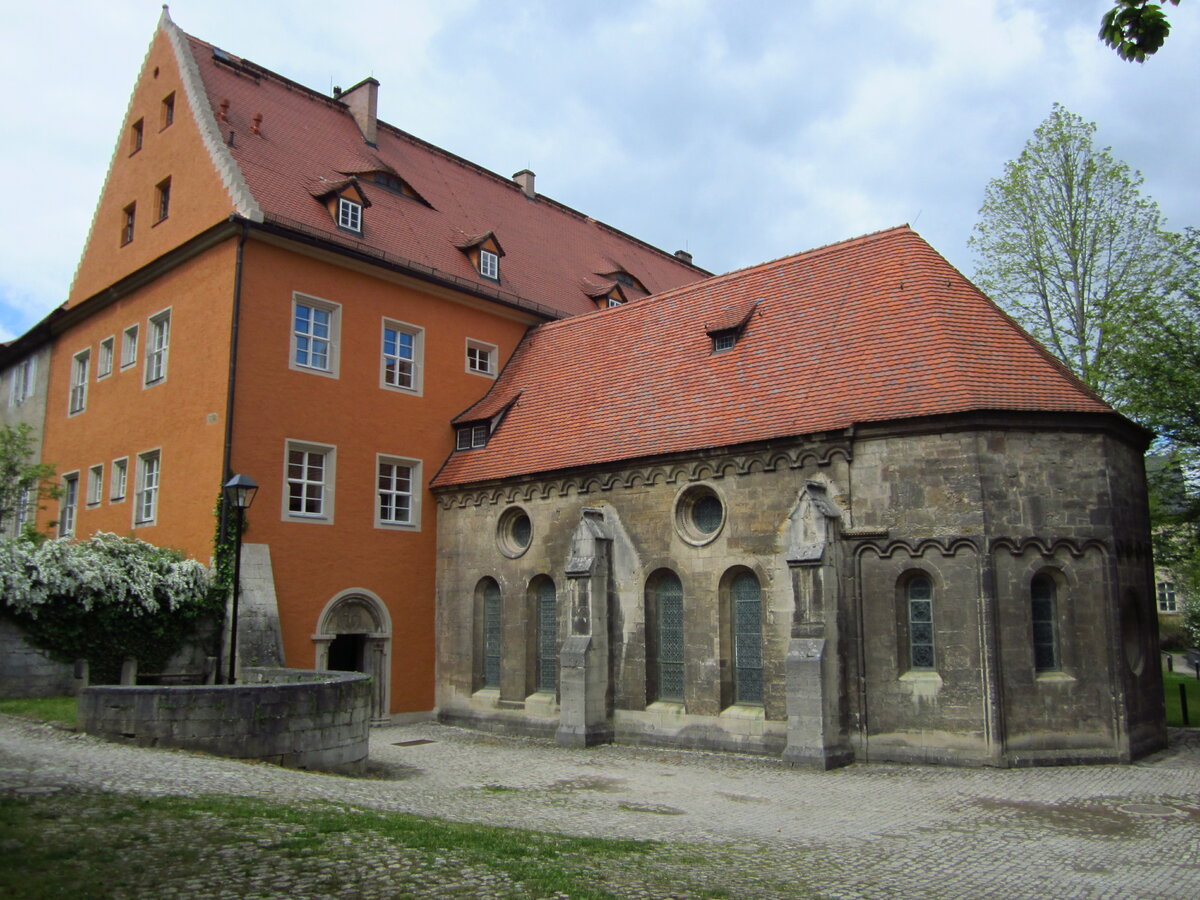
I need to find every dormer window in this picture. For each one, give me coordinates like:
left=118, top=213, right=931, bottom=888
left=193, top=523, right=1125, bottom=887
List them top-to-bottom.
left=337, top=197, right=362, bottom=233
left=479, top=249, right=499, bottom=281
left=607, top=297, right=623, bottom=308
left=705, top=297, right=762, bottom=354
left=712, top=330, right=736, bottom=352
left=456, top=423, right=490, bottom=450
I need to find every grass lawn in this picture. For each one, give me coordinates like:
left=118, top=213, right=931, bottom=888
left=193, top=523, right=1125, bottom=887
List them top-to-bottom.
left=1164, top=671, right=1200, bottom=727
left=0, top=695, right=76, bottom=728
left=0, top=791, right=761, bottom=899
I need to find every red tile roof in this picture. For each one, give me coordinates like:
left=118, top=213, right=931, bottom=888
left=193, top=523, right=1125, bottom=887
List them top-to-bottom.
left=181, top=34, right=707, bottom=318
left=433, top=226, right=1115, bottom=487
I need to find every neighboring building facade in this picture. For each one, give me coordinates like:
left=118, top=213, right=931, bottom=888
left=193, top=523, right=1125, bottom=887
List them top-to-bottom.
left=7, top=11, right=704, bottom=721
left=432, top=228, right=1166, bottom=766
left=0, top=336, right=54, bottom=539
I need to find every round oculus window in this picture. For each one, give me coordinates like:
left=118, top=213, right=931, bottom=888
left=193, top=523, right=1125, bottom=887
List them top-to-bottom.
left=674, top=484, right=726, bottom=546
left=497, top=506, right=533, bottom=557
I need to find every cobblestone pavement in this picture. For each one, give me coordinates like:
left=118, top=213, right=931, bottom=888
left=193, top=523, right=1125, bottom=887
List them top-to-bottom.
left=2, top=715, right=1199, bottom=898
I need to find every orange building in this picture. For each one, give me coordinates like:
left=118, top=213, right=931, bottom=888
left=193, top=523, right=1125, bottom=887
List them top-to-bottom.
left=26, top=10, right=705, bottom=720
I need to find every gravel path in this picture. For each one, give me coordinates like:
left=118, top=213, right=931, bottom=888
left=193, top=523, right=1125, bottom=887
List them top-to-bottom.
left=3, top=715, right=1199, bottom=898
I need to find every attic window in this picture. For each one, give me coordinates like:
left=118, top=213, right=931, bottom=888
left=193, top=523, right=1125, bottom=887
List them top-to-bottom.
left=161, top=92, right=175, bottom=129
left=130, top=119, right=144, bottom=154
left=373, top=172, right=403, bottom=192
left=337, top=197, right=362, bottom=233
left=121, top=203, right=136, bottom=246
left=479, top=249, right=499, bottom=281
left=607, top=297, right=624, bottom=308
left=712, top=330, right=736, bottom=353
left=456, top=423, right=490, bottom=451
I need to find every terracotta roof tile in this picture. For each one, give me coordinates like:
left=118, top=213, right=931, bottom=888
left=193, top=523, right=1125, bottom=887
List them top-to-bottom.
left=184, top=36, right=707, bottom=318
left=433, top=226, right=1115, bottom=487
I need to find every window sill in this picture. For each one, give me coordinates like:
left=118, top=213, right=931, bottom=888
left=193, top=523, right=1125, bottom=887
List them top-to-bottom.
left=375, top=520, right=419, bottom=532
left=899, top=670, right=943, bottom=685
left=1034, top=671, right=1075, bottom=684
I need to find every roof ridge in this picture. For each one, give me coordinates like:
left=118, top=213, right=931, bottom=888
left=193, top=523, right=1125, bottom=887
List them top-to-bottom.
left=372, top=117, right=712, bottom=274
left=525, top=224, right=917, bottom=337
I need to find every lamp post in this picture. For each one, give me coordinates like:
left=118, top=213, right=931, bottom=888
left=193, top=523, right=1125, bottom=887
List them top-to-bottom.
left=223, top=473, right=258, bottom=685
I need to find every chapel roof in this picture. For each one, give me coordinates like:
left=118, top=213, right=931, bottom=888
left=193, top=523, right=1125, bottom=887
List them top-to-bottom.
left=177, top=27, right=708, bottom=318
left=432, top=225, right=1116, bottom=487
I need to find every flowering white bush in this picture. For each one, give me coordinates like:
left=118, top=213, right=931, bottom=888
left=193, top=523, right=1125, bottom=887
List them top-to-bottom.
left=0, top=533, right=210, bottom=618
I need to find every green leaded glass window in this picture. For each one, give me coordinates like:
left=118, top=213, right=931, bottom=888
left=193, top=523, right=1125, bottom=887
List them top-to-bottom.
left=692, top=494, right=723, bottom=534
left=512, top=513, right=532, bottom=549
left=654, top=572, right=684, bottom=701
left=731, top=572, right=763, bottom=703
left=1031, top=574, right=1059, bottom=672
left=907, top=575, right=934, bottom=670
left=536, top=579, right=557, bottom=692
left=483, top=580, right=502, bottom=688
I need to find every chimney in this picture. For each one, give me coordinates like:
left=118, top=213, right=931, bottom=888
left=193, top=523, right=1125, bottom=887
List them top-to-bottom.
left=340, top=77, right=380, bottom=146
left=513, top=169, right=536, bottom=199
left=674, top=249, right=693, bottom=265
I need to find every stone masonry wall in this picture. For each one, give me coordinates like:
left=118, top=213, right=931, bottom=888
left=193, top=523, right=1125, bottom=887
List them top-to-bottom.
left=435, top=415, right=1163, bottom=766
left=0, top=617, right=80, bottom=698
left=78, top=667, right=370, bottom=772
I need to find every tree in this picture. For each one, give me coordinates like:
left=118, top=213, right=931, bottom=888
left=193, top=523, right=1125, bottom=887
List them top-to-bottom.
left=1100, top=1, right=1181, bottom=62
left=969, top=104, right=1176, bottom=399
left=1109, top=227, right=1200, bottom=447
left=0, top=424, right=59, bottom=537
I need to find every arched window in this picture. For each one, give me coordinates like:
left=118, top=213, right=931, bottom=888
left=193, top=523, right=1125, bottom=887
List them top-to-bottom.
left=646, top=570, right=684, bottom=702
left=730, top=571, right=764, bottom=704
left=1031, top=574, right=1059, bottom=672
left=906, top=575, right=935, bottom=670
left=481, top=578, right=502, bottom=688
left=536, top=578, right=557, bottom=692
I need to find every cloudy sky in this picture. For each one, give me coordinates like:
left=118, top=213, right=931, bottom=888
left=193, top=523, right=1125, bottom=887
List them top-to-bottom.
left=0, top=0, right=1196, bottom=340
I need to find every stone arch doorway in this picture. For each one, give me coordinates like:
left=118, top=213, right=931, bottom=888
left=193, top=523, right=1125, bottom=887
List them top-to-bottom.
left=313, top=589, right=391, bottom=725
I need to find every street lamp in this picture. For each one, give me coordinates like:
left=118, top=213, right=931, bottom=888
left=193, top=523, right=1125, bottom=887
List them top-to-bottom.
left=223, top=473, right=258, bottom=684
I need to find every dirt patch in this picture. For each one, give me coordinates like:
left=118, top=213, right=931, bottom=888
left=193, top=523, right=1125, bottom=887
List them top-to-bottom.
left=973, top=798, right=1139, bottom=837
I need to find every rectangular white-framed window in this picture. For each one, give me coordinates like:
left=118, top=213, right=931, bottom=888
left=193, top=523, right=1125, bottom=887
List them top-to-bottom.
left=337, top=197, right=362, bottom=233
left=478, top=248, right=499, bottom=280
left=291, top=294, right=340, bottom=377
left=145, top=309, right=171, bottom=386
left=381, top=319, right=423, bottom=394
left=121, top=325, right=139, bottom=369
left=97, top=337, right=115, bottom=380
left=465, top=338, right=497, bottom=378
left=69, top=349, right=90, bottom=415
left=9, top=356, right=35, bottom=406
left=283, top=439, right=335, bottom=523
left=134, top=450, right=160, bottom=526
left=376, top=454, right=421, bottom=530
left=111, top=457, right=128, bottom=502
left=87, top=465, right=103, bottom=507
left=59, top=472, right=79, bottom=537
left=13, top=486, right=33, bottom=536
left=1157, top=582, right=1177, bottom=613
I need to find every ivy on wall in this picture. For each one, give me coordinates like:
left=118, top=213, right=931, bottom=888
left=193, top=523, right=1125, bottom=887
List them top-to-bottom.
left=0, top=533, right=215, bottom=684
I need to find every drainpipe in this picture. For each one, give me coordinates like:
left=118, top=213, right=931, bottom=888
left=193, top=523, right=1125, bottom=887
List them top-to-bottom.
left=222, top=218, right=249, bottom=495
left=218, top=219, right=249, bottom=680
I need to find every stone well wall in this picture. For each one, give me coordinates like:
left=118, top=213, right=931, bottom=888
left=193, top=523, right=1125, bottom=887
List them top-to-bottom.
left=78, top=667, right=371, bottom=772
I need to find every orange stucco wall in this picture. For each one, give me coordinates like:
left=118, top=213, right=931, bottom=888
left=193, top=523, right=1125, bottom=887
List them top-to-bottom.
left=68, top=27, right=235, bottom=307
left=229, top=238, right=535, bottom=714
left=39, top=242, right=237, bottom=557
